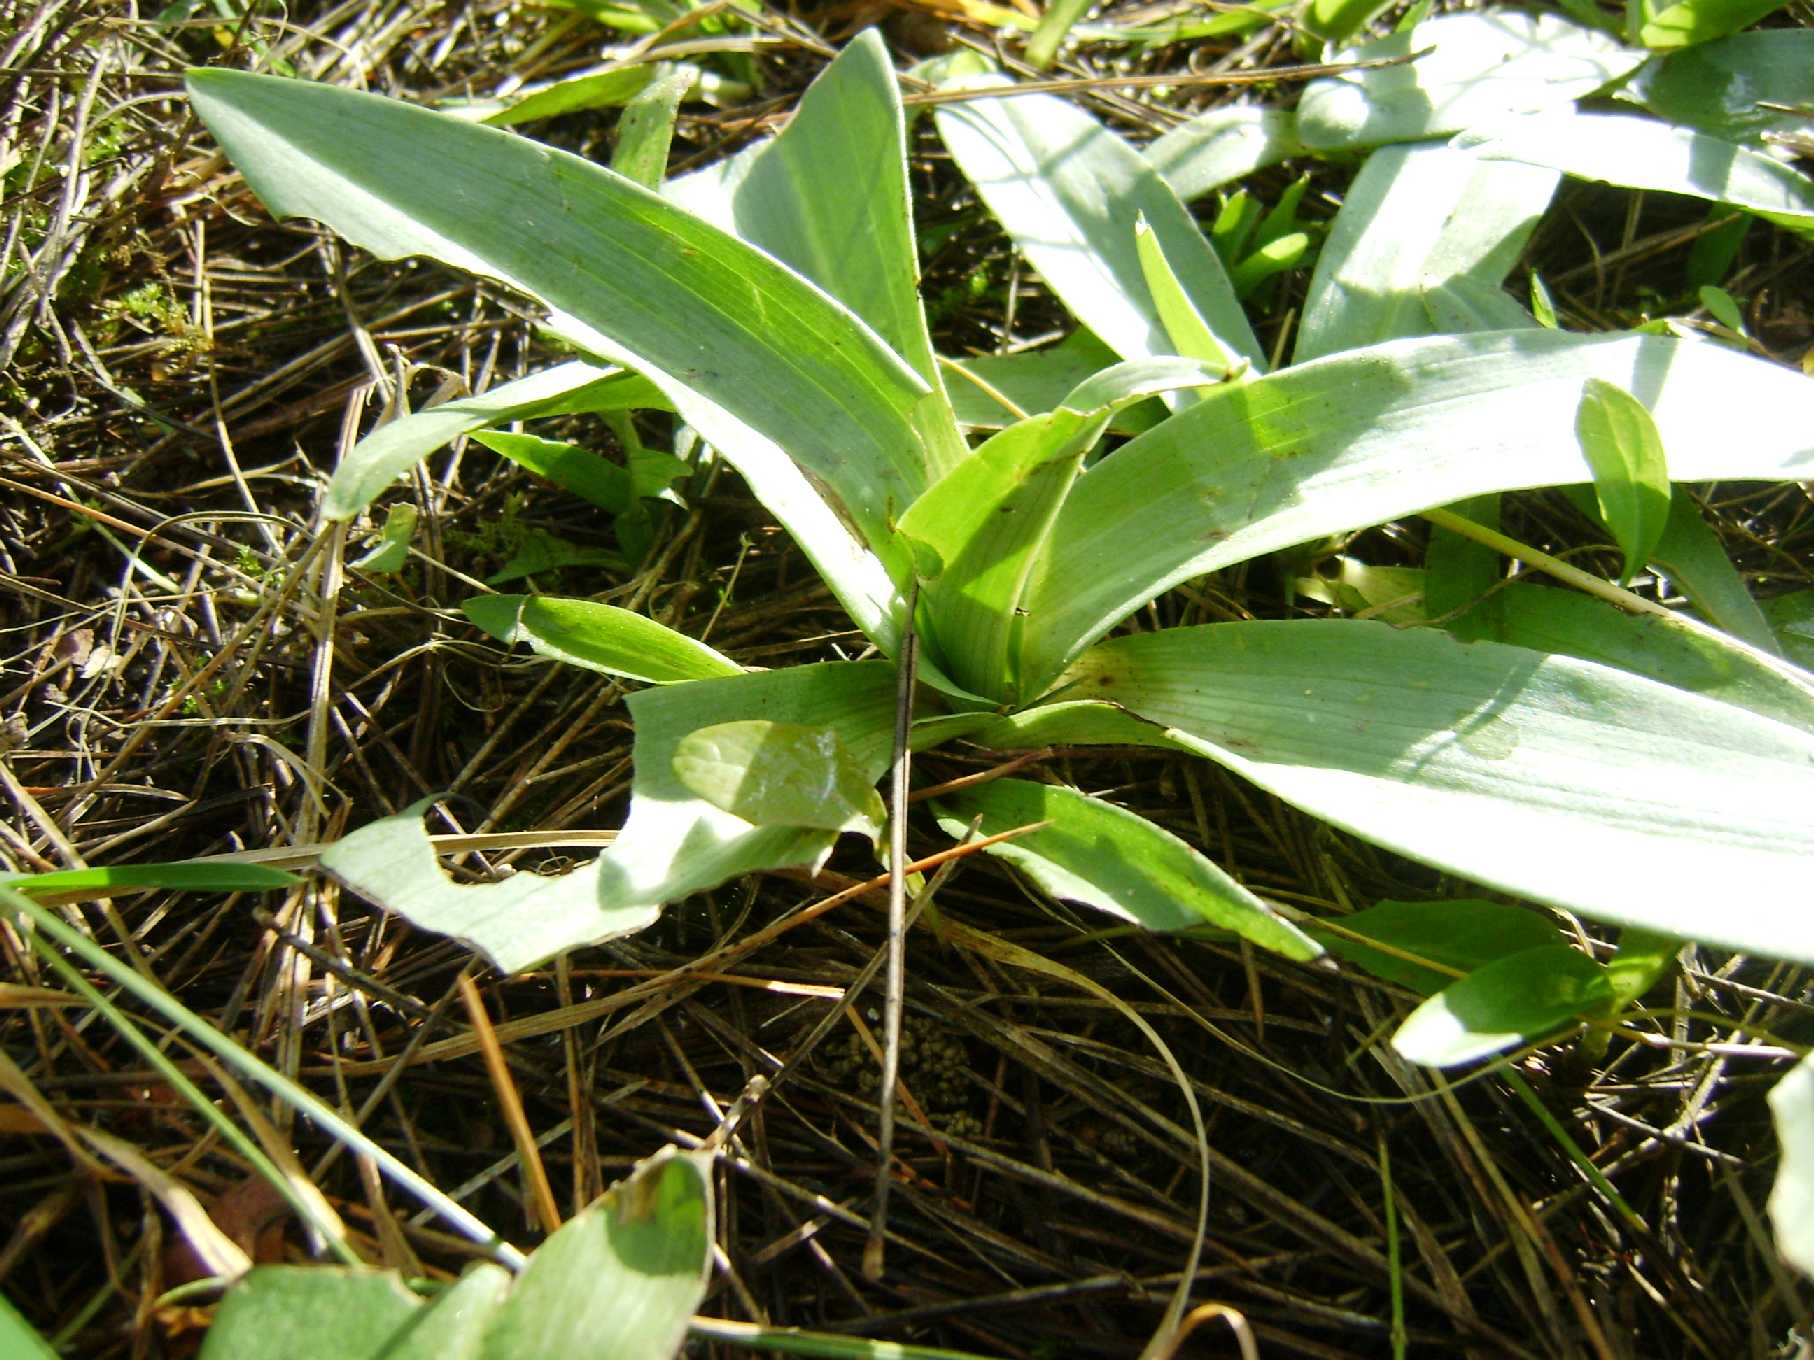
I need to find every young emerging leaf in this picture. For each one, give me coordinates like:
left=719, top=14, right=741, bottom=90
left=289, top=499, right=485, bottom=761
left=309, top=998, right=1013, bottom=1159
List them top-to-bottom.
left=1637, top=0, right=1791, bottom=50
left=1133, top=216, right=1249, bottom=373
left=1574, top=378, right=1672, bottom=584
left=471, top=431, right=635, bottom=512
left=672, top=720, right=886, bottom=837
left=932, top=778, right=1321, bottom=959
left=1391, top=944, right=1613, bottom=1067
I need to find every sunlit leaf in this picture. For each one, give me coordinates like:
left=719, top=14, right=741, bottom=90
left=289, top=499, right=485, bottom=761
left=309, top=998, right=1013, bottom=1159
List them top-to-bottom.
left=1637, top=0, right=1791, bottom=50
left=1616, top=30, right=1814, bottom=145
left=1145, top=106, right=1308, bottom=202
left=1575, top=378, right=1672, bottom=584
left=464, top=595, right=739, bottom=685
left=1060, top=620, right=1814, bottom=962
left=673, top=720, right=886, bottom=836
left=933, top=779, right=1321, bottom=958
left=1313, top=898, right=1561, bottom=996
left=1392, top=945, right=1612, bottom=1066
left=1768, top=1055, right=1814, bottom=1277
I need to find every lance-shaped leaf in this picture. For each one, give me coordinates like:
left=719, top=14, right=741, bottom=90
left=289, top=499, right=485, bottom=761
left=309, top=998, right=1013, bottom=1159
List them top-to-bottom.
left=1637, top=0, right=1793, bottom=50
left=1296, top=12, right=1644, bottom=151
left=666, top=33, right=966, bottom=478
left=185, top=67, right=927, bottom=648
left=934, top=78, right=1263, bottom=369
left=1145, top=107, right=1308, bottom=202
left=1457, top=112, right=1814, bottom=229
left=1295, top=144, right=1555, bottom=362
left=1135, top=218, right=1249, bottom=372
left=1019, top=330, right=1814, bottom=690
left=900, top=358, right=1224, bottom=702
left=326, top=362, right=666, bottom=520
left=1575, top=378, right=1671, bottom=585
left=463, top=594, right=740, bottom=685
left=1057, top=620, right=1814, bottom=963
left=932, top=778, right=1320, bottom=959
left=1310, top=898, right=1563, bottom=997
left=1391, top=945, right=1613, bottom=1067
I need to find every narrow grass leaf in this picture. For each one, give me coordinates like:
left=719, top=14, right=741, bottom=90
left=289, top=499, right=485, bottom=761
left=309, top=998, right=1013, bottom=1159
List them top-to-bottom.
left=1637, top=0, right=1791, bottom=49
left=1296, top=12, right=1643, bottom=151
left=1616, top=30, right=1814, bottom=145
left=479, top=66, right=656, bottom=126
left=185, top=67, right=930, bottom=625
left=934, top=77, right=1263, bottom=368
left=1145, top=107, right=1308, bottom=201
left=1457, top=112, right=1814, bottom=229
left=1295, top=144, right=1554, bottom=362
left=1022, top=330, right=1814, bottom=688
left=326, top=363, right=665, bottom=519
left=1575, top=378, right=1672, bottom=584
left=470, top=431, right=631, bottom=511
left=463, top=595, right=740, bottom=684
left=1061, top=620, right=1814, bottom=961
left=673, top=720, right=886, bottom=836
left=932, top=778, right=1320, bottom=958
left=0, top=861, right=301, bottom=894
left=1312, top=898, right=1561, bottom=996
left=1392, top=945, right=1612, bottom=1066
left=1769, top=1055, right=1814, bottom=1277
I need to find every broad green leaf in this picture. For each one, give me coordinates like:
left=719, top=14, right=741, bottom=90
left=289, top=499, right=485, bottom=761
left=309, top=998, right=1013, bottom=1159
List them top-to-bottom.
left=1638, top=0, right=1791, bottom=49
left=1296, top=12, right=1643, bottom=151
left=1617, top=31, right=1814, bottom=145
left=668, top=33, right=966, bottom=478
left=612, top=64, right=696, bottom=189
left=186, top=66, right=929, bottom=647
left=934, top=77, right=1264, bottom=369
left=1145, top=107, right=1308, bottom=202
left=1458, top=112, right=1814, bottom=229
left=1294, top=144, right=1554, bottom=362
left=1134, top=217, right=1248, bottom=371
left=1021, top=330, right=1814, bottom=689
left=943, top=331, right=1162, bottom=434
left=901, top=358, right=1223, bottom=701
left=327, top=362, right=666, bottom=519
left=1575, top=378, right=1672, bottom=584
left=471, top=431, right=633, bottom=512
left=350, top=504, right=417, bottom=573
left=1488, top=584, right=1814, bottom=736
left=463, top=595, right=740, bottom=684
left=1059, top=620, right=1814, bottom=962
left=593, top=663, right=900, bottom=945
left=672, top=720, right=886, bottom=836
left=932, top=779, right=1320, bottom=959
left=319, top=800, right=648, bottom=975
left=0, top=861, right=301, bottom=894
left=1312, top=898, right=1562, bottom=996
left=1392, top=945, right=1612, bottom=1066
left=1769, top=1054, right=1814, bottom=1278
left=199, top=1149, right=712, bottom=1360
left=483, top=1149, right=713, bottom=1359
left=0, top=1294, right=56, bottom=1360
